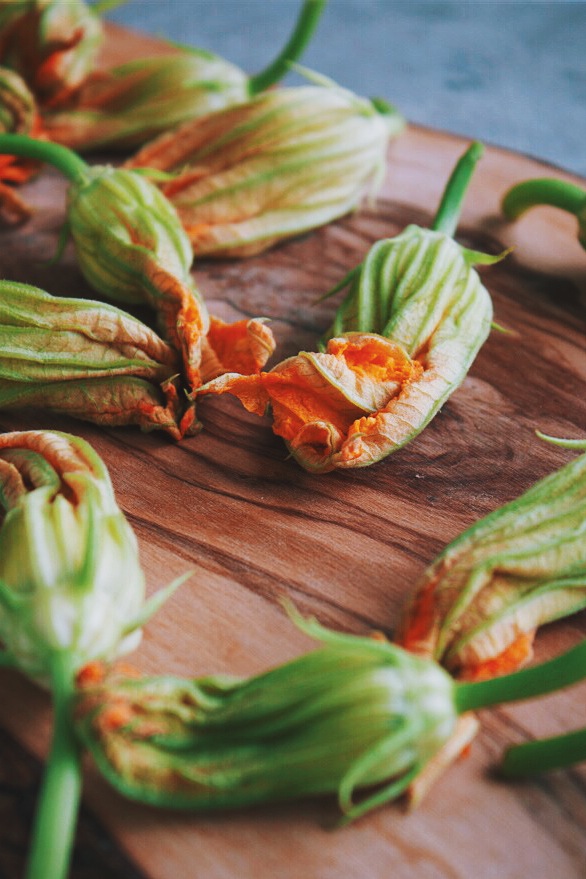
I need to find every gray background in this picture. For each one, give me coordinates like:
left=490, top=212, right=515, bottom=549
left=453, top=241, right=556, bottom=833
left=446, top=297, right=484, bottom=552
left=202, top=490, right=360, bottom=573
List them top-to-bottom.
left=106, top=0, right=586, bottom=178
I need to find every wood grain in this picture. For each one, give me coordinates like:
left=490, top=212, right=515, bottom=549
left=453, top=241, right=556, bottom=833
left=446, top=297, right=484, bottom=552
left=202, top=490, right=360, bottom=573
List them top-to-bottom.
left=0, top=22, right=585, bottom=879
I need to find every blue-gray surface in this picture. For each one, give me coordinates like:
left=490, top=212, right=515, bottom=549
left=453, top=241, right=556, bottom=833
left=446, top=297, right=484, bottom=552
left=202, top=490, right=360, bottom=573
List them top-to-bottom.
left=106, top=1, right=586, bottom=179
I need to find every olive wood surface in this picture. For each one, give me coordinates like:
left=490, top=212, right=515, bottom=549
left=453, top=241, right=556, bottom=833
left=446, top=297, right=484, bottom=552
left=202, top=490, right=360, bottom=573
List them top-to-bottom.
left=0, top=23, right=585, bottom=879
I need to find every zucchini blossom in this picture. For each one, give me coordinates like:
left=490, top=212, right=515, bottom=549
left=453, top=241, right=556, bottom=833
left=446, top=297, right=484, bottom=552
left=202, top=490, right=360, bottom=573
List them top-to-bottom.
left=0, top=0, right=102, bottom=109
left=42, top=0, right=327, bottom=152
left=0, top=65, right=40, bottom=221
left=0, top=65, right=37, bottom=143
left=125, top=80, right=404, bottom=258
left=0, top=134, right=276, bottom=392
left=199, top=143, right=500, bottom=472
left=502, top=177, right=586, bottom=250
left=0, top=280, right=196, bottom=438
left=0, top=428, right=184, bottom=879
left=0, top=429, right=165, bottom=682
left=397, top=435, right=586, bottom=681
left=74, top=612, right=586, bottom=823
left=75, top=615, right=458, bottom=823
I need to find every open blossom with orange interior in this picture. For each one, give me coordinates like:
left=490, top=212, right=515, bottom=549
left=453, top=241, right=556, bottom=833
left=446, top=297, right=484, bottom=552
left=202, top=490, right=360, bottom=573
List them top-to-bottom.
left=199, top=332, right=422, bottom=473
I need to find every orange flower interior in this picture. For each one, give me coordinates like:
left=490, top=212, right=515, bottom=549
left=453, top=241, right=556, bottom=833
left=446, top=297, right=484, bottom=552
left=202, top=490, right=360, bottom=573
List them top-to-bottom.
left=200, top=333, right=422, bottom=466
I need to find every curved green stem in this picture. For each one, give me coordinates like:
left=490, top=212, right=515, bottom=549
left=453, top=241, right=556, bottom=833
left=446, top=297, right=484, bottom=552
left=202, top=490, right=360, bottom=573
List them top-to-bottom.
left=92, top=0, right=128, bottom=14
left=248, top=0, right=327, bottom=94
left=0, top=134, right=89, bottom=186
left=431, top=141, right=484, bottom=237
left=502, top=178, right=586, bottom=221
left=536, top=430, right=586, bottom=451
left=455, top=637, right=586, bottom=713
left=25, top=652, right=83, bottom=879
left=501, top=726, right=586, bottom=778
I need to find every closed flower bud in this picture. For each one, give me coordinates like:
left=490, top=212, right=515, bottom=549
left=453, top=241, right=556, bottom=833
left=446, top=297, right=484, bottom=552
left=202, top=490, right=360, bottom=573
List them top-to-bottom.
left=0, top=0, right=102, bottom=108
left=42, top=0, right=327, bottom=152
left=43, top=51, right=248, bottom=153
left=0, top=64, right=36, bottom=136
left=0, top=66, right=40, bottom=221
left=125, top=83, right=404, bottom=257
left=66, top=162, right=210, bottom=391
left=0, top=280, right=196, bottom=438
left=0, top=430, right=173, bottom=683
left=397, top=437, right=586, bottom=681
left=75, top=615, right=457, bottom=822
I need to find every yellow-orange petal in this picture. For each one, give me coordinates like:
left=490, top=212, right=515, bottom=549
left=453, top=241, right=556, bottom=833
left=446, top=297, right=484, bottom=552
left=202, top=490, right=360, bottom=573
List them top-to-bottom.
left=200, top=315, right=276, bottom=382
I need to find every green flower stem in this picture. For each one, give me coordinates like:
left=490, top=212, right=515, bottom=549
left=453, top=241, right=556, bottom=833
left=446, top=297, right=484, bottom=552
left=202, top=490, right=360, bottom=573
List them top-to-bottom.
left=92, top=0, right=128, bottom=13
left=248, top=0, right=327, bottom=94
left=0, top=134, right=89, bottom=186
left=430, top=141, right=484, bottom=237
left=502, top=178, right=586, bottom=221
left=536, top=431, right=586, bottom=451
left=455, top=637, right=586, bottom=713
left=25, top=652, right=82, bottom=879
left=501, top=726, right=586, bottom=778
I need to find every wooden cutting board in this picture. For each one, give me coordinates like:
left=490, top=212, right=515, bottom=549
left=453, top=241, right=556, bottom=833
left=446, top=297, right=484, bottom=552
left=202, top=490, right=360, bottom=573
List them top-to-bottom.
left=0, top=23, right=585, bottom=879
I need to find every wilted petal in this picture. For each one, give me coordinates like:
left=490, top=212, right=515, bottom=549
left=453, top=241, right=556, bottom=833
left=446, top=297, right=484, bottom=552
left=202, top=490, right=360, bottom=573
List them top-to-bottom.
left=200, top=315, right=276, bottom=382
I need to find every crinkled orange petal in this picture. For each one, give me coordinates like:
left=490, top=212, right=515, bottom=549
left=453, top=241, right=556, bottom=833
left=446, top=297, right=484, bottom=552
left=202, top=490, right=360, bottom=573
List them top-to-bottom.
left=200, top=315, right=276, bottom=382
left=199, top=333, right=420, bottom=470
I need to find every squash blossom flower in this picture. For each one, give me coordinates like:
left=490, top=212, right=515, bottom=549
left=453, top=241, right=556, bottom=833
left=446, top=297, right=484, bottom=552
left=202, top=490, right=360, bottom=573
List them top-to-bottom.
left=0, top=0, right=102, bottom=109
left=42, top=0, right=327, bottom=152
left=0, top=65, right=42, bottom=222
left=0, top=65, right=38, bottom=150
left=125, top=81, right=404, bottom=258
left=0, top=134, right=276, bottom=392
left=199, top=143, right=500, bottom=472
left=502, top=176, right=586, bottom=250
left=0, top=280, right=196, bottom=438
left=0, top=428, right=185, bottom=879
left=0, top=429, right=176, bottom=682
left=396, top=435, right=586, bottom=681
left=495, top=443, right=586, bottom=783
left=74, top=611, right=586, bottom=823
left=75, top=614, right=458, bottom=823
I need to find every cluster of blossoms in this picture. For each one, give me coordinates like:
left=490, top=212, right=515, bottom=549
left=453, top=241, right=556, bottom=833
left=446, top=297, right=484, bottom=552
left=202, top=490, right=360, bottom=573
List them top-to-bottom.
left=0, top=4, right=584, bottom=879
